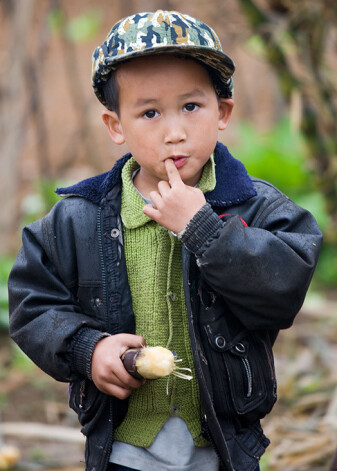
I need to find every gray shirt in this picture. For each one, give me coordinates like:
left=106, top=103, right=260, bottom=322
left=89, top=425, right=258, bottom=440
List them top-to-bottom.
left=110, top=416, right=219, bottom=471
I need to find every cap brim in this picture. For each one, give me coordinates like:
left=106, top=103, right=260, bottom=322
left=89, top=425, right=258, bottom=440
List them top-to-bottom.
left=104, top=44, right=235, bottom=78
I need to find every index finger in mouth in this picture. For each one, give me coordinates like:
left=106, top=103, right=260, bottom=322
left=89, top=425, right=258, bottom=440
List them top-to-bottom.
left=164, top=158, right=184, bottom=185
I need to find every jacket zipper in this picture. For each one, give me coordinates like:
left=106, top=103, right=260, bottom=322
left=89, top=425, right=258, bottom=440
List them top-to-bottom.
left=97, top=205, right=114, bottom=471
left=97, top=206, right=108, bottom=329
left=182, top=247, right=234, bottom=471
left=234, top=343, right=252, bottom=399
left=241, top=358, right=253, bottom=398
left=201, top=414, right=227, bottom=469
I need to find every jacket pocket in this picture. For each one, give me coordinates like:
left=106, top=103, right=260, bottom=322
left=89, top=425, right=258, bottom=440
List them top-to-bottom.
left=200, top=303, right=277, bottom=424
left=222, top=333, right=277, bottom=422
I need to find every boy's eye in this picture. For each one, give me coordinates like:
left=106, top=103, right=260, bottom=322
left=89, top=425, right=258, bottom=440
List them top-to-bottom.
left=184, top=103, right=199, bottom=112
left=143, top=110, right=159, bottom=119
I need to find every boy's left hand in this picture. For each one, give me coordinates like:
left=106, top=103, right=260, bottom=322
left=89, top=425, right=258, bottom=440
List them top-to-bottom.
left=143, top=159, right=206, bottom=233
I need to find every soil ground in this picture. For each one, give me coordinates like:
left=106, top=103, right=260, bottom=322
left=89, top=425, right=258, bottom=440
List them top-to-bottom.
left=0, top=334, right=84, bottom=470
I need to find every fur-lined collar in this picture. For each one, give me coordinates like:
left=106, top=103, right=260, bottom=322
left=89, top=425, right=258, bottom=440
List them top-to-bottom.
left=56, top=142, right=257, bottom=208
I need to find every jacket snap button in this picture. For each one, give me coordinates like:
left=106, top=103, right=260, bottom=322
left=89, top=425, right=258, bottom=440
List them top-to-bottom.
left=111, top=228, right=120, bottom=238
left=94, top=297, right=102, bottom=307
left=215, top=335, right=226, bottom=349
left=235, top=343, right=246, bottom=353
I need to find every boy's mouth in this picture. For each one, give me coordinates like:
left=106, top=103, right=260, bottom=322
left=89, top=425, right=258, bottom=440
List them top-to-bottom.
left=170, top=156, right=189, bottom=169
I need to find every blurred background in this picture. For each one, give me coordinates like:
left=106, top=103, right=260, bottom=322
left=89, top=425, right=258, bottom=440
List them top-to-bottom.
left=0, top=0, right=336, bottom=470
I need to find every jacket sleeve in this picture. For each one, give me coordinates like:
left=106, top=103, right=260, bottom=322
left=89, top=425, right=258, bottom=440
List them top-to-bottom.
left=180, top=190, right=323, bottom=331
left=8, top=201, right=110, bottom=382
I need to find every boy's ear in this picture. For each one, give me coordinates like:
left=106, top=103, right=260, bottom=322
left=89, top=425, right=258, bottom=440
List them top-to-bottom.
left=218, top=98, right=234, bottom=131
left=102, top=110, right=125, bottom=145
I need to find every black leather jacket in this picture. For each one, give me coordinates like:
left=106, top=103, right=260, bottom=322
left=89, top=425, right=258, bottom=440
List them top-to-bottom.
left=8, top=143, right=322, bottom=471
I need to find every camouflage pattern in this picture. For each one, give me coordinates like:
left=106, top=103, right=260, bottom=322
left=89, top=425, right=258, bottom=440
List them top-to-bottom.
left=92, top=10, right=235, bottom=106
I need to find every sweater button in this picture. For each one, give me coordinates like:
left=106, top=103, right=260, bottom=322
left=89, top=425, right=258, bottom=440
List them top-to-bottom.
left=169, top=292, right=176, bottom=301
left=171, top=405, right=179, bottom=415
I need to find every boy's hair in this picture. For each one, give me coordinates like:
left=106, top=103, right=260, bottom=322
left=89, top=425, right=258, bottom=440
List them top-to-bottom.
left=92, top=10, right=235, bottom=108
left=102, top=55, right=223, bottom=116
left=102, top=71, right=119, bottom=115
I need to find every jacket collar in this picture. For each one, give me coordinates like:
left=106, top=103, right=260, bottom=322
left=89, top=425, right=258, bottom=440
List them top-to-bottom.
left=56, top=142, right=257, bottom=208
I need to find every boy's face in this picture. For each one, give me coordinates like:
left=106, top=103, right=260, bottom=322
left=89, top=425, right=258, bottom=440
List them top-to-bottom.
left=103, top=55, right=233, bottom=195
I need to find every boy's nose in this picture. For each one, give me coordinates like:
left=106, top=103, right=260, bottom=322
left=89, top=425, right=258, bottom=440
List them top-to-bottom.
left=164, top=119, right=187, bottom=144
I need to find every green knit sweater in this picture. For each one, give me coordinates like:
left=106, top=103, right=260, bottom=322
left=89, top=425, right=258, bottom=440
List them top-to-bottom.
left=114, top=156, right=216, bottom=448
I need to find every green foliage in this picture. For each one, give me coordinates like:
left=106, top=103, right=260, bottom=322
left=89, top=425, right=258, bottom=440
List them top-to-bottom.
left=47, top=7, right=66, bottom=33
left=48, top=7, right=102, bottom=42
left=66, top=9, right=102, bottom=42
left=246, top=32, right=297, bottom=59
left=245, top=34, right=266, bottom=57
left=231, top=118, right=337, bottom=286
left=233, top=118, right=311, bottom=199
left=21, top=178, right=63, bottom=227
left=0, top=179, right=64, bottom=331
left=295, top=192, right=329, bottom=233
left=314, top=243, right=337, bottom=287
left=0, top=256, right=14, bottom=331
left=11, top=343, right=35, bottom=372
left=11, top=344, right=36, bottom=372
left=29, top=448, right=47, bottom=462
left=259, top=452, right=271, bottom=471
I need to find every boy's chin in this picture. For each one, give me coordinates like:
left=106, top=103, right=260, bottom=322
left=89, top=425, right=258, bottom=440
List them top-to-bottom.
left=181, top=171, right=203, bottom=187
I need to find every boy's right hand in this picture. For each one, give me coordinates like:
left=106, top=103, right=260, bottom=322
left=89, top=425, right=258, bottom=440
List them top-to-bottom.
left=91, top=333, right=145, bottom=399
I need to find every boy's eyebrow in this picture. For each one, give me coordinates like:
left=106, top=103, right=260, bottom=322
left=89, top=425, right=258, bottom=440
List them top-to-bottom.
left=135, top=89, right=207, bottom=107
left=178, top=89, right=207, bottom=100
left=135, top=98, right=159, bottom=107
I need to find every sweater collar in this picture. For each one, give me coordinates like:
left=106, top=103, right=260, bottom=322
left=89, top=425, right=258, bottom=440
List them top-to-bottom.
left=56, top=142, right=257, bottom=208
left=121, top=155, right=217, bottom=229
left=120, top=158, right=150, bottom=229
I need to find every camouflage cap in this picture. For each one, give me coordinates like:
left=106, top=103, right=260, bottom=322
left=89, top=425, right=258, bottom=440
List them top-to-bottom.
left=92, top=10, right=235, bottom=106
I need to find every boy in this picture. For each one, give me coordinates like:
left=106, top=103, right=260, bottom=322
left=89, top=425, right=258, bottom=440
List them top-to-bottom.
left=8, top=10, right=322, bottom=471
